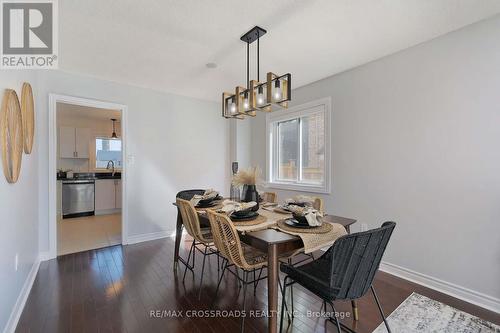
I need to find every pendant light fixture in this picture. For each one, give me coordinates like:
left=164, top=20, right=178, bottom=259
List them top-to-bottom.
left=222, top=26, right=291, bottom=119
left=110, top=118, right=118, bottom=138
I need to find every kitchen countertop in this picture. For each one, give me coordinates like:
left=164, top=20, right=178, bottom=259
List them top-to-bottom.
left=57, top=172, right=121, bottom=181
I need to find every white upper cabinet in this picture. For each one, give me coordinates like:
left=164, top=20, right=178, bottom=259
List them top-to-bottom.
left=59, top=126, right=90, bottom=159
left=59, top=126, right=76, bottom=158
left=75, top=128, right=91, bottom=158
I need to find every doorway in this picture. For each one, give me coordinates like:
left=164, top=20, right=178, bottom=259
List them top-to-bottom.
left=48, top=94, right=128, bottom=258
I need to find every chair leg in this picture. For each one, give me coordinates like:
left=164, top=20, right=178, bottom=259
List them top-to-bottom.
left=182, top=240, right=195, bottom=283
left=197, top=246, right=208, bottom=300
left=211, top=259, right=227, bottom=308
left=254, top=267, right=264, bottom=292
left=241, top=271, right=248, bottom=333
left=279, top=276, right=290, bottom=333
left=371, top=286, right=391, bottom=333
left=351, top=300, right=359, bottom=321
left=327, top=301, right=342, bottom=333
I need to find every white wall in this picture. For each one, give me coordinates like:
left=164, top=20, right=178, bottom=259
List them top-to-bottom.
left=247, top=16, right=500, bottom=306
left=36, top=70, right=230, bottom=249
left=0, top=72, right=40, bottom=332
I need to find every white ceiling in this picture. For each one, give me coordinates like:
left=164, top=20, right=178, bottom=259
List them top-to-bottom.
left=59, top=0, right=500, bottom=102
left=57, top=103, right=121, bottom=121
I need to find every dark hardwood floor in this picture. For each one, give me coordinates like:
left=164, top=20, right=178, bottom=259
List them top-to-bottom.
left=16, top=237, right=500, bottom=333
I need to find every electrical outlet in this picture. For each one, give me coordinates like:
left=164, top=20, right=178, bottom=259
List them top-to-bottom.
left=361, top=223, right=368, bottom=232
left=15, top=254, right=18, bottom=271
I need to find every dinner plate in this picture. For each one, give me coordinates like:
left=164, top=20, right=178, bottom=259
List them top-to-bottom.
left=196, top=201, right=218, bottom=208
left=230, top=211, right=258, bottom=221
left=284, top=218, right=318, bottom=229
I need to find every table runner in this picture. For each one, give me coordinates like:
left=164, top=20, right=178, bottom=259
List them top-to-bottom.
left=234, top=208, right=286, bottom=233
left=273, top=221, right=347, bottom=254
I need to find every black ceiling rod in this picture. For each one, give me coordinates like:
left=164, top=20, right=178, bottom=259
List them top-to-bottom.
left=257, top=32, right=260, bottom=82
left=246, top=40, right=250, bottom=89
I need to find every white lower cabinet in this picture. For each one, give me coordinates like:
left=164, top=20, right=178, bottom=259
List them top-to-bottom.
left=95, top=179, right=122, bottom=214
left=115, top=180, right=122, bottom=209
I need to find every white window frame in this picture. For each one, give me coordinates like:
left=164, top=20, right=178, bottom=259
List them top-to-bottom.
left=266, top=97, right=331, bottom=194
left=94, top=136, right=123, bottom=171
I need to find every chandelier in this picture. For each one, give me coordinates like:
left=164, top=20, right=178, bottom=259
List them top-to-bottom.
left=222, top=26, right=291, bottom=119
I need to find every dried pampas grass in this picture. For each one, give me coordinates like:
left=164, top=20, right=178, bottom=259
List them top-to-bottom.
left=232, top=166, right=262, bottom=186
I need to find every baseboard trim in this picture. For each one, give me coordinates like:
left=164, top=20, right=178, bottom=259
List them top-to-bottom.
left=126, top=230, right=172, bottom=245
left=38, top=251, right=52, bottom=262
left=3, top=255, right=41, bottom=333
left=379, top=261, right=500, bottom=314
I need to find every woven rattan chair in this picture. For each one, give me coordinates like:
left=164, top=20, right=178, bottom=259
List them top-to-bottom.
left=262, top=191, right=277, bottom=203
left=312, top=196, right=324, bottom=211
left=176, top=198, right=219, bottom=299
left=207, top=210, right=271, bottom=332
left=279, top=222, right=396, bottom=333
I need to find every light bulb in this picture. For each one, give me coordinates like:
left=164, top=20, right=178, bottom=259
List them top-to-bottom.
left=273, top=79, right=282, bottom=101
left=257, top=86, right=265, bottom=106
left=274, top=90, right=282, bottom=101
left=243, top=92, right=249, bottom=110
left=229, top=97, right=237, bottom=114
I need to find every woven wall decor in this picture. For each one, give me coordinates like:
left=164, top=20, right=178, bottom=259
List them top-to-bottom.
left=21, top=82, right=34, bottom=154
left=1, top=89, right=23, bottom=183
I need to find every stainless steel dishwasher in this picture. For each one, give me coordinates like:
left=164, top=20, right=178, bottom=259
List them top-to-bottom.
left=62, top=180, right=95, bottom=218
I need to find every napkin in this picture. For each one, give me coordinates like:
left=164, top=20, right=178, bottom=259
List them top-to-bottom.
left=191, top=189, right=219, bottom=206
left=220, top=200, right=257, bottom=215
left=288, top=205, right=323, bottom=227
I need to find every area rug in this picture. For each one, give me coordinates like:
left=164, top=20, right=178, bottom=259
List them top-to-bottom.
left=372, top=293, right=500, bottom=333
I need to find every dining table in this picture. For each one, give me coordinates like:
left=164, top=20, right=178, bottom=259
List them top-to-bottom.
left=172, top=199, right=356, bottom=333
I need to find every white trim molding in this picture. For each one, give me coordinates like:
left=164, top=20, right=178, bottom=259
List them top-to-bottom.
left=48, top=94, right=129, bottom=259
left=266, top=97, right=332, bottom=194
left=126, top=230, right=173, bottom=245
left=3, top=255, right=41, bottom=333
left=380, top=261, right=500, bottom=314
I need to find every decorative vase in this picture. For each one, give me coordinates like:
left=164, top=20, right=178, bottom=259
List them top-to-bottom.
left=242, top=184, right=259, bottom=211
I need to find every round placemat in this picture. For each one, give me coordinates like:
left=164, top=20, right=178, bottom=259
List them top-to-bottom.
left=21, top=82, right=34, bottom=154
left=1, top=89, right=23, bottom=183
left=274, top=207, right=292, bottom=215
left=232, top=214, right=267, bottom=226
left=277, top=219, right=333, bottom=234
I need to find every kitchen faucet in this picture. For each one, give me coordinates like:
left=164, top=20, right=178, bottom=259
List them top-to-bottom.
left=106, top=160, right=115, bottom=176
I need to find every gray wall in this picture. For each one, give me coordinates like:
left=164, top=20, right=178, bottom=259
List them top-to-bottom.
left=249, top=16, right=500, bottom=301
left=36, top=70, right=230, bottom=250
left=0, top=71, right=40, bottom=332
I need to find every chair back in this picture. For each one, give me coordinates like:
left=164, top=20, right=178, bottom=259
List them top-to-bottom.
left=176, top=189, right=205, bottom=200
left=262, top=192, right=277, bottom=203
left=312, top=197, right=323, bottom=211
left=176, top=198, right=211, bottom=244
left=206, top=210, right=251, bottom=270
left=326, top=221, right=396, bottom=300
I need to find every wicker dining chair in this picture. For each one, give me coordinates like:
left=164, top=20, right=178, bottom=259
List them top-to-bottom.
left=262, top=191, right=277, bottom=203
left=312, top=196, right=324, bottom=212
left=176, top=198, right=219, bottom=299
left=207, top=210, right=271, bottom=333
left=279, top=222, right=396, bottom=333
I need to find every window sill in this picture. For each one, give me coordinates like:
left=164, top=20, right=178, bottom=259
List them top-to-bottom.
left=265, top=181, right=330, bottom=194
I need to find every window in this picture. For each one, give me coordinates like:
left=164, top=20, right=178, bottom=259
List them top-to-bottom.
left=267, top=98, right=331, bottom=193
left=95, top=138, right=122, bottom=169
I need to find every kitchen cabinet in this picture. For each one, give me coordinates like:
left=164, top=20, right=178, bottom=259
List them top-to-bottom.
left=59, top=126, right=91, bottom=158
left=95, top=179, right=116, bottom=211
left=95, top=179, right=122, bottom=213
left=115, top=180, right=122, bottom=209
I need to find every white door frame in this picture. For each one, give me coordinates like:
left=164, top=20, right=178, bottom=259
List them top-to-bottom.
left=48, top=94, right=129, bottom=259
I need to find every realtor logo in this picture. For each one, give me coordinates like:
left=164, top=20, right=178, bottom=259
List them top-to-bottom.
left=1, top=0, right=58, bottom=69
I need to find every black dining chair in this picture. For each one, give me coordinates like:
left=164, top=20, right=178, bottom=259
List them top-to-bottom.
left=175, top=189, right=220, bottom=298
left=279, top=221, right=396, bottom=333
